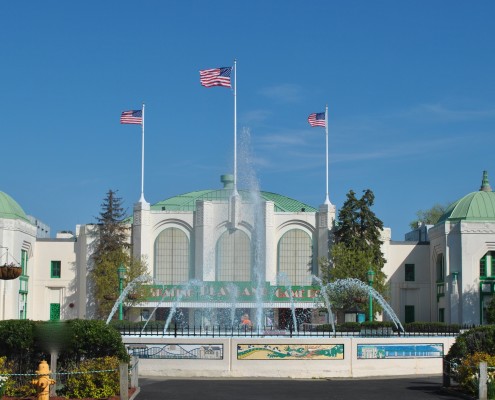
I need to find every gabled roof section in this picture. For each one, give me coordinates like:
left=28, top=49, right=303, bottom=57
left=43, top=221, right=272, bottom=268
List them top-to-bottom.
left=0, top=191, right=30, bottom=222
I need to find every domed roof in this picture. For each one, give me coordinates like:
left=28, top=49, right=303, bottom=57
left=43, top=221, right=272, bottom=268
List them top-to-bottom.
left=438, top=171, right=495, bottom=223
left=152, top=175, right=317, bottom=213
left=0, top=191, right=30, bottom=222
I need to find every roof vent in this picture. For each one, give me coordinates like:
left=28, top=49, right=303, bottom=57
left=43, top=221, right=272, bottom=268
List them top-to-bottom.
left=480, top=170, right=492, bottom=192
left=220, top=174, right=234, bottom=189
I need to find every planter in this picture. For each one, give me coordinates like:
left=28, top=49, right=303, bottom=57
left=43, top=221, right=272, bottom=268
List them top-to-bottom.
left=0, top=264, right=22, bottom=280
left=127, top=293, right=139, bottom=300
left=103, top=294, right=118, bottom=301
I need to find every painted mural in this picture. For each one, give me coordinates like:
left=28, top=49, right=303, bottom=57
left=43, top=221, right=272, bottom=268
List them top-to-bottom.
left=127, top=343, right=223, bottom=360
left=357, top=343, right=444, bottom=359
left=237, top=344, right=344, bottom=360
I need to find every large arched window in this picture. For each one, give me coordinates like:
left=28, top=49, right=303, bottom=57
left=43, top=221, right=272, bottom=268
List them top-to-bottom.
left=154, top=227, right=190, bottom=284
left=216, top=229, right=251, bottom=281
left=277, top=229, right=313, bottom=285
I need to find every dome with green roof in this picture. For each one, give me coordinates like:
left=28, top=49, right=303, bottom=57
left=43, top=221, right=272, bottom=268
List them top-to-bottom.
left=438, top=171, right=495, bottom=223
left=152, top=175, right=317, bottom=213
left=0, top=191, right=30, bottom=222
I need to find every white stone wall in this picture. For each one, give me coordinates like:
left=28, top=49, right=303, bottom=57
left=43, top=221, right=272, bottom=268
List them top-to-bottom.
left=0, top=217, right=36, bottom=320
left=32, top=238, right=77, bottom=320
left=125, top=336, right=456, bottom=378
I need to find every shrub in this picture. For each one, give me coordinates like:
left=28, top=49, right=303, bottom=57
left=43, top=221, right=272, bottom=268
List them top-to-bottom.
left=58, top=319, right=129, bottom=370
left=404, top=322, right=460, bottom=333
left=447, top=325, right=495, bottom=364
left=456, top=352, right=495, bottom=396
left=63, top=356, right=120, bottom=399
left=0, top=357, right=14, bottom=396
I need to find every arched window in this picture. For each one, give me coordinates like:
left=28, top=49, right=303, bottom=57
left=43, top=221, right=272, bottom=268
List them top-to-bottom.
left=154, top=227, right=190, bottom=284
left=216, top=229, right=251, bottom=281
left=277, top=229, right=313, bottom=285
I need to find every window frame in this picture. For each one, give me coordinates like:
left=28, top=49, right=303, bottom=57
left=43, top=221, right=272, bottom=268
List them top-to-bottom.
left=51, top=260, right=61, bottom=278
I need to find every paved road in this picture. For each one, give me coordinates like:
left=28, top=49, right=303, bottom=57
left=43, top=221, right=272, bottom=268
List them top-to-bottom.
left=137, top=375, right=464, bottom=400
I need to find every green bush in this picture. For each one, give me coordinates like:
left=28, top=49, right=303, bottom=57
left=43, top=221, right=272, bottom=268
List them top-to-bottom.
left=58, top=319, right=129, bottom=369
left=359, top=321, right=394, bottom=330
left=404, top=322, right=460, bottom=333
left=447, top=325, right=495, bottom=364
left=456, top=352, right=495, bottom=396
left=63, top=356, right=120, bottom=399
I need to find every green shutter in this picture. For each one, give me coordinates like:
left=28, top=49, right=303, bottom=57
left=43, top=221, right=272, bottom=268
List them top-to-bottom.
left=50, top=303, right=60, bottom=321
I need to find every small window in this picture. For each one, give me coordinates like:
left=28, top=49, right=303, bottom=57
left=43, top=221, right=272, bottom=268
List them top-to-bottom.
left=51, top=261, right=61, bottom=278
left=405, top=264, right=415, bottom=281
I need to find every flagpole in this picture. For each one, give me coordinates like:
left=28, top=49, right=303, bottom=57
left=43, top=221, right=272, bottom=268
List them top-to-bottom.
left=233, top=59, right=239, bottom=196
left=139, top=103, right=146, bottom=203
left=324, top=104, right=331, bottom=205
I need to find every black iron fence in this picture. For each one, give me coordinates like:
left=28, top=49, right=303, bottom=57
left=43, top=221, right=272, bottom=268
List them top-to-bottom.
left=115, top=322, right=469, bottom=338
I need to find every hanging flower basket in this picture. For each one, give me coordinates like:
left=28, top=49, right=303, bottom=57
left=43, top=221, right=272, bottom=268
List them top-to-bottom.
left=0, top=263, right=22, bottom=280
left=103, top=294, right=118, bottom=301
left=353, top=297, right=367, bottom=304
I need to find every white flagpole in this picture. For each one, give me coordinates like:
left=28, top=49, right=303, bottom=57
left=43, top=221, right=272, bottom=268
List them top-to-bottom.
left=233, top=59, right=239, bottom=196
left=139, top=103, right=146, bottom=203
left=324, top=104, right=331, bottom=205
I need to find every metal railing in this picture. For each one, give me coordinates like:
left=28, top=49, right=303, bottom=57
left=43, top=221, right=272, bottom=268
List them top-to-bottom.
left=116, top=323, right=466, bottom=338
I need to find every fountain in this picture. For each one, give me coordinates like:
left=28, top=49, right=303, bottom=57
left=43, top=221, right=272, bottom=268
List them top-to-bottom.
left=105, top=128, right=405, bottom=336
left=105, top=275, right=150, bottom=324
left=324, top=278, right=405, bottom=333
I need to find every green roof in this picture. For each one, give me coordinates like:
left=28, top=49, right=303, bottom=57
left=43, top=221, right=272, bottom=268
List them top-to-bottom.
left=438, top=171, right=495, bottom=223
left=152, top=188, right=317, bottom=213
left=0, top=192, right=30, bottom=222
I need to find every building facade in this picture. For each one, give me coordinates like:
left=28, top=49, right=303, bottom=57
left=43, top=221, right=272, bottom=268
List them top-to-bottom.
left=1, top=172, right=495, bottom=327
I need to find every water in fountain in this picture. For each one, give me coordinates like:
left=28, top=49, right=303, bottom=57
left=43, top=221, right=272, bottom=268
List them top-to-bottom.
left=238, top=127, right=266, bottom=330
left=277, top=272, right=299, bottom=333
left=105, top=275, right=151, bottom=324
left=312, top=276, right=336, bottom=334
left=325, top=278, right=405, bottom=333
left=226, top=282, right=239, bottom=327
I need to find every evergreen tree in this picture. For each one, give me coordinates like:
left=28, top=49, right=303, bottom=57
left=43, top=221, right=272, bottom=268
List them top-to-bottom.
left=321, top=189, right=387, bottom=315
left=90, top=190, right=151, bottom=319
left=92, top=190, right=129, bottom=264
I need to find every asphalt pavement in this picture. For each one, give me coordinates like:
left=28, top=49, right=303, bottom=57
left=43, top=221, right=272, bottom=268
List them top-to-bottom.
left=137, top=375, right=466, bottom=400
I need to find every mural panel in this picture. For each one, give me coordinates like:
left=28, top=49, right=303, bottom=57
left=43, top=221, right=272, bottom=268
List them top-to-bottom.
left=127, top=343, right=223, bottom=360
left=357, top=343, right=443, bottom=359
left=237, top=344, right=344, bottom=360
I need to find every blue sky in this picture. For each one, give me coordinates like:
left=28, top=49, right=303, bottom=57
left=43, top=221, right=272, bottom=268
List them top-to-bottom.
left=1, top=1, right=494, bottom=240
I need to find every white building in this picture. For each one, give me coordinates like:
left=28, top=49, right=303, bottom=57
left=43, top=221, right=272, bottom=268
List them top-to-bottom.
left=1, top=171, right=495, bottom=326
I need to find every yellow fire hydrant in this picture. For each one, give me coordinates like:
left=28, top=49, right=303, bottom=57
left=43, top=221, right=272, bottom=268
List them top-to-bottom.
left=31, top=360, right=55, bottom=400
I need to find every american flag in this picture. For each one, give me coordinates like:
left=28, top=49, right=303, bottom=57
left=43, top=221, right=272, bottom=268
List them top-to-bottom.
left=200, top=67, right=232, bottom=88
left=120, top=110, right=143, bottom=125
left=307, top=112, right=326, bottom=127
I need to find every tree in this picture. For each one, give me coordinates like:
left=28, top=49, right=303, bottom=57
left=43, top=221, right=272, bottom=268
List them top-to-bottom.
left=321, top=189, right=387, bottom=316
left=333, top=189, right=386, bottom=274
left=90, top=190, right=151, bottom=319
left=92, top=190, right=129, bottom=265
left=409, top=202, right=450, bottom=230
left=92, top=249, right=150, bottom=319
